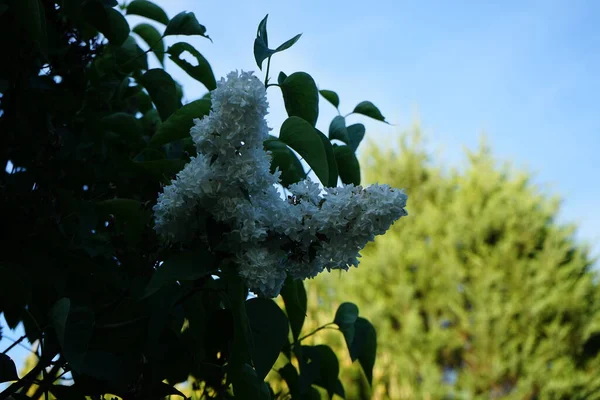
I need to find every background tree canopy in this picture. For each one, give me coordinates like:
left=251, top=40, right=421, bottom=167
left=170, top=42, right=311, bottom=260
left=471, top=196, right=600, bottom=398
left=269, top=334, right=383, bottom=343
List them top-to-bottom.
left=304, top=128, right=600, bottom=399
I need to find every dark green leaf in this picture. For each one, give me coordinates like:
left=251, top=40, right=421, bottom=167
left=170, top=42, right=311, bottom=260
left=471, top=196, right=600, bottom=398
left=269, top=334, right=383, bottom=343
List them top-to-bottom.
left=13, top=0, right=46, bottom=53
left=126, top=0, right=169, bottom=25
left=83, top=2, right=129, bottom=46
left=164, top=11, right=210, bottom=40
left=253, top=15, right=272, bottom=70
left=132, top=23, right=165, bottom=65
left=275, top=33, right=302, bottom=52
left=115, top=36, right=148, bottom=72
left=167, top=42, right=216, bottom=90
left=139, top=69, right=181, bottom=121
left=277, top=71, right=288, bottom=86
left=280, top=72, right=319, bottom=126
left=319, top=89, right=340, bottom=109
left=150, top=98, right=211, bottom=147
left=352, top=101, right=388, bottom=123
left=141, top=108, right=161, bottom=135
left=101, top=112, right=145, bottom=150
left=329, top=115, right=349, bottom=143
left=279, top=117, right=328, bottom=185
left=347, top=123, right=366, bottom=152
left=315, top=129, right=339, bottom=187
left=264, top=137, right=305, bottom=187
left=333, top=145, right=360, bottom=185
left=133, top=158, right=187, bottom=183
left=96, top=198, right=149, bottom=245
left=143, top=249, right=217, bottom=298
left=280, top=277, right=307, bottom=341
left=49, top=298, right=94, bottom=373
left=246, top=298, right=290, bottom=381
left=334, top=302, right=359, bottom=352
left=350, top=317, right=377, bottom=385
left=300, top=345, right=343, bottom=398
left=80, top=351, right=132, bottom=388
left=0, top=354, right=18, bottom=383
left=278, top=363, right=299, bottom=396
left=231, top=364, right=271, bottom=400
left=49, top=384, right=87, bottom=400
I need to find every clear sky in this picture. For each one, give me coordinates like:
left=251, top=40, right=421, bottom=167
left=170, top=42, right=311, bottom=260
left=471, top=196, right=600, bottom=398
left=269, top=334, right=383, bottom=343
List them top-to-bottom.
left=2, top=0, right=599, bottom=383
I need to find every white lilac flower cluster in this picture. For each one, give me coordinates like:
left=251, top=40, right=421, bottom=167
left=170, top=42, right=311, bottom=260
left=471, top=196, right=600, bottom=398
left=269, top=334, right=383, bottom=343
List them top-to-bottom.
left=153, top=70, right=408, bottom=297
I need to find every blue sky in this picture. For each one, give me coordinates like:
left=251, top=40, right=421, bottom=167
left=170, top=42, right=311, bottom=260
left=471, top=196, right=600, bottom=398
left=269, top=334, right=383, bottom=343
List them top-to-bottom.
left=2, top=0, right=599, bottom=382
left=148, top=0, right=600, bottom=255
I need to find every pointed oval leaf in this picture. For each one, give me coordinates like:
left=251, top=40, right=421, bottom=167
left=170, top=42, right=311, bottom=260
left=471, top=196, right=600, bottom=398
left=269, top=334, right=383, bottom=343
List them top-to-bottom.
left=13, top=0, right=46, bottom=52
left=126, top=0, right=169, bottom=25
left=84, top=3, right=129, bottom=46
left=164, top=11, right=210, bottom=40
left=253, top=15, right=271, bottom=69
left=132, top=23, right=165, bottom=65
left=275, top=33, right=302, bottom=52
left=115, top=36, right=148, bottom=72
left=167, top=42, right=216, bottom=90
left=139, top=69, right=180, bottom=121
left=277, top=71, right=287, bottom=85
left=280, top=72, right=319, bottom=126
left=319, top=89, right=340, bottom=109
left=150, top=98, right=211, bottom=147
left=352, top=101, right=387, bottom=123
left=101, top=112, right=145, bottom=149
left=328, top=115, right=348, bottom=143
left=279, top=117, right=328, bottom=185
left=347, top=123, right=366, bottom=151
left=315, top=129, right=339, bottom=187
left=264, top=137, right=305, bottom=186
left=333, top=144, right=360, bottom=185
left=143, top=249, right=217, bottom=298
left=280, top=277, right=307, bottom=341
left=246, top=298, right=289, bottom=381
left=334, top=302, right=359, bottom=352
left=63, top=306, right=95, bottom=372
left=350, top=317, right=377, bottom=385
left=299, top=345, right=343, bottom=398
left=0, top=354, right=19, bottom=383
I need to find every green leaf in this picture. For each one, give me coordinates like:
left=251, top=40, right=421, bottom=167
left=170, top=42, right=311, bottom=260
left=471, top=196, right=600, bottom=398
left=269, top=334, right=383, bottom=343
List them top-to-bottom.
left=13, top=0, right=46, bottom=54
left=126, top=0, right=169, bottom=25
left=83, top=2, right=129, bottom=46
left=164, top=11, right=210, bottom=40
left=253, top=15, right=273, bottom=70
left=132, top=23, right=165, bottom=65
left=275, top=33, right=302, bottom=52
left=115, top=36, right=148, bottom=72
left=167, top=42, right=216, bottom=90
left=139, top=69, right=180, bottom=121
left=277, top=71, right=288, bottom=85
left=279, top=72, right=319, bottom=127
left=319, top=89, right=340, bottom=109
left=150, top=98, right=211, bottom=147
left=352, top=100, right=388, bottom=123
left=141, top=108, right=161, bottom=135
left=101, top=112, right=145, bottom=150
left=328, top=115, right=349, bottom=143
left=279, top=117, right=328, bottom=185
left=347, top=123, right=366, bottom=152
left=315, top=129, right=339, bottom=187
left=263, top=137, right=305, bottom=187
left=333, top=145, right=360, bottom=185
left=133, top=158, right=187, bottom=183
left=96, top=198, right=149, bottom=245
left=143, top=249, right=217, bottom=298
left=280, top=277, right=307, bottom=341
left=49, top=298, right=94, bottom=373
left=246, top=298, right=290, bottom=381
left=334, top=302, right=359, bottom=352
left=350, top=317, right=377, bottom=385
left=300, top=345, right=344, bottom=399
left=0, top=354, right=18, bottom=383
left=278, top=363, right=299, bottom=396
left=231, top=364, right=271, bottom=400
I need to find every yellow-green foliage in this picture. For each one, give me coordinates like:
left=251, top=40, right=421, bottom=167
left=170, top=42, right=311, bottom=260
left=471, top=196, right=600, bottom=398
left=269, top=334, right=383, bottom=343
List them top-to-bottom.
left=307, top=126, right=600, bottom=399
